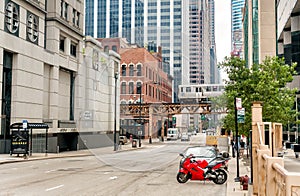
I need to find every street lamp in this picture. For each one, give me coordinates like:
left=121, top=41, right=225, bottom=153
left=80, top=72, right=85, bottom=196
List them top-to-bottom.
left=114, top=69, right=119, bottom=151
left=136, top=81, right=159, bottom=147
left=138, top=83, right=142, bottom=147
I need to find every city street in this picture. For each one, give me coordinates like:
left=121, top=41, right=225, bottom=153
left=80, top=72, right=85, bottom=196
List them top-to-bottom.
left=0, top=140, right=227, bottom=196
left=284, top=152, right=300, bottom=173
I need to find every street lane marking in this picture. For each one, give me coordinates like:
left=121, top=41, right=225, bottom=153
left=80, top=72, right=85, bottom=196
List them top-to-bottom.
left=45, top=169, right=56, bottom=173
left=109, top=176, right=118, bottom=180
left=46, top=184, right=64, bottom=191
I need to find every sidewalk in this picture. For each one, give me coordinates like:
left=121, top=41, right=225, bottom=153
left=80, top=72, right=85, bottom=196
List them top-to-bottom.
left=0, top=138, right=163, bottom=165
left=0, top=140, right=251, bottom=195
left=226, top=154, right=251, bottom=196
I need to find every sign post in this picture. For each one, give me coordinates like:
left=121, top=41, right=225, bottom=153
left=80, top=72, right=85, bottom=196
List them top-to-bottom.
left=234, top=97, right=241, bottom=182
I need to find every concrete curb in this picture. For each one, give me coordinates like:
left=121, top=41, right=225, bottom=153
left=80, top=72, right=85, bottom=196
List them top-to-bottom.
left=0, top=142, right=165, bottom=165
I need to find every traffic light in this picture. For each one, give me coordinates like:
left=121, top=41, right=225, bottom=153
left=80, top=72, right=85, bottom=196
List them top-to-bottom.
left=201, top=114, right=206, bottom=120
left=172, top=116, right=176, bottom=124
left=172, top=116, right=176, bottom=127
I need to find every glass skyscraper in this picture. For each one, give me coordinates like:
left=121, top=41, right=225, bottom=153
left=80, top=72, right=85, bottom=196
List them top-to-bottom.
left=85, top=0, right=190, bottom=102
left=231, top=0, right=245, bottom=58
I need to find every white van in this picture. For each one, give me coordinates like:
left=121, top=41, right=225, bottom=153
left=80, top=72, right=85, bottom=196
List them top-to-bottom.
left=167, top=128, right=180, bottom=140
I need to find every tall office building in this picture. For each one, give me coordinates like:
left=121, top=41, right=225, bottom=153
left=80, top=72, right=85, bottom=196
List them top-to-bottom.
left=85, top=0, right=190, bottom=102
left=188, top=0, right=218, bottom=84
left=189, top=0, right=211, bottom=84
left=208, top=0, right=219, bottom=84
left=231, top=0, right=245, bottom=58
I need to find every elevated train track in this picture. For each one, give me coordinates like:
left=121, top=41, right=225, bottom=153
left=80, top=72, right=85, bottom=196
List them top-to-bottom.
left=120, top=102, right=228, bottom=118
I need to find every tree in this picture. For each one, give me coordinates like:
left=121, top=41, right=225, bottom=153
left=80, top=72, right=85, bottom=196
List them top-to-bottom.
left=218, top=56, right=297, bottom=137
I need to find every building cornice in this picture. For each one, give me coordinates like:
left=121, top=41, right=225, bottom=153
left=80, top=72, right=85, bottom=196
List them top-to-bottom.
left=46, top=17, right=84, bottom=37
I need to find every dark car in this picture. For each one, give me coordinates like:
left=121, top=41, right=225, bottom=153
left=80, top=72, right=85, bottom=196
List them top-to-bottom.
left=179, top=146, right=229, bottom=169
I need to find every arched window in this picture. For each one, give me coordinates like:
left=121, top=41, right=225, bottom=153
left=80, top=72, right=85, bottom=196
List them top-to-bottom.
left=112, top=45, right=117, bottom=52
left=104, top=46, right=109, bottom=53
left=129, top=64, right=134, bottom=76
left=137, top=64, right=142, bottom=76
left=121, top=65, right=126, bottom=76
left=121, top=82, right=126, bottom=94
left=129, top=82, right=134, bottom=94
left=136, top=82, right=142, bottom=94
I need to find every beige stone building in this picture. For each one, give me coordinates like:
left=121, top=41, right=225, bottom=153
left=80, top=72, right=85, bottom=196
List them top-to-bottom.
left=0, top=0, right=120, bottom=153
left=242, top=0, right=276, bottom=67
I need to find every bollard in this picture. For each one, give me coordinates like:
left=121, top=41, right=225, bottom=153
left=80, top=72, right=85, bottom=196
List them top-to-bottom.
left=149, top=136, right=152, bottom=144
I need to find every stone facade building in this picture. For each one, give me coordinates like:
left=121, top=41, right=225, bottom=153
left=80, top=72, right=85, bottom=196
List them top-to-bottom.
left=0, top=0, right=120, bottom=153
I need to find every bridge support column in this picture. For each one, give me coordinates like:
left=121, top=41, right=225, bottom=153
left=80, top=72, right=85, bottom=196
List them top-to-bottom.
left=149, top=107, right=153, bottom=138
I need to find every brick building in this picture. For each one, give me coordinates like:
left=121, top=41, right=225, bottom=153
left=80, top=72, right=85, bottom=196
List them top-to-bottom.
left=119, top=47, right=172, bottom=139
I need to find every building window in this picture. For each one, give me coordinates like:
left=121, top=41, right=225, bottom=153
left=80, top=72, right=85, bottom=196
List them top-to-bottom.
left=61, top=0, right=63, bottom=17
left=5, top=1, right=19, bottom=35
left=61, top=1, right=68, bottom=19
left=64, top=2, right=68, bottom=19
left=73, top=9, right=80, bottom=27
left=73, top=9, right=76, bottom=24
left=26, top=12, right=39, bottom=43
left=77, top=12, right=80, bottom=27
left=60, top=36, right=65, bottom=51
left=70, top=42, right=77, bottom=57
left=112, top=45, right=117, bottom=52
left=104, top=46, right=109, bottom=53
left=137, top=64, right=142, bottom=76
left=121, top=65, right=126, bottom=76
left=129, top=65, right=134, bottom=76
left=121, top=82, right=126, bottom=94
left=129, top=82, right=134, bottom=94
left=136, top=82, right=142, bottom=94
left=186, top=87, right=191, bottom=92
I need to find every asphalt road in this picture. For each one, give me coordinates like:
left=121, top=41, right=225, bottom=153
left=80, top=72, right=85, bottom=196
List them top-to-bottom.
left=0, top=142, right=227, bottom=196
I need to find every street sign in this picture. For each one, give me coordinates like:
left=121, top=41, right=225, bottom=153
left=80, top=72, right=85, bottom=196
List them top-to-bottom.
left=236, top=98, right=242, bottom=109
left=237, top=108, right=245, bottom=123
left=201, top=114, right=206, bottom=120
left=22, top=120, right=28, bottom=129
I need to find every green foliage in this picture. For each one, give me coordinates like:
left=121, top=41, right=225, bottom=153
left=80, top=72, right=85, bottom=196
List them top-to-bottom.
left=217, top=56, right=297, bottom=137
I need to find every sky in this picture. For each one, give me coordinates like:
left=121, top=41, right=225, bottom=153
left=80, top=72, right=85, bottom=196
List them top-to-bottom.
left=215, top=0, right=231, bottom=81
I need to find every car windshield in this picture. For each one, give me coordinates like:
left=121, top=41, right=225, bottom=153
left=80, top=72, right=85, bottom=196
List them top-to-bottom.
left=185, top=147, right=216, bottom=158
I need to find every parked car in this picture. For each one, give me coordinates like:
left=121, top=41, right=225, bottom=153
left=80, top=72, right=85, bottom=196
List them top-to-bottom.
left=181, top=133, right=190, bottom=141
left=119, top=136, right=128, bottom=145
left=179, top=146, right=229, bottom=170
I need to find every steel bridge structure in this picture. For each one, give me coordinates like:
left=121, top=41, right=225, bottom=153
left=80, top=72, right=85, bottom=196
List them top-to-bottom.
left=120, top=102, right=228, bottom=139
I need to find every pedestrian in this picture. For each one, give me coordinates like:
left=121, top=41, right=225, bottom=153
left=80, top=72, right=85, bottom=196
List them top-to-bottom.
left=231, top=139, right=236, bottom=158
left=240, top=139, right=245, bottom=156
